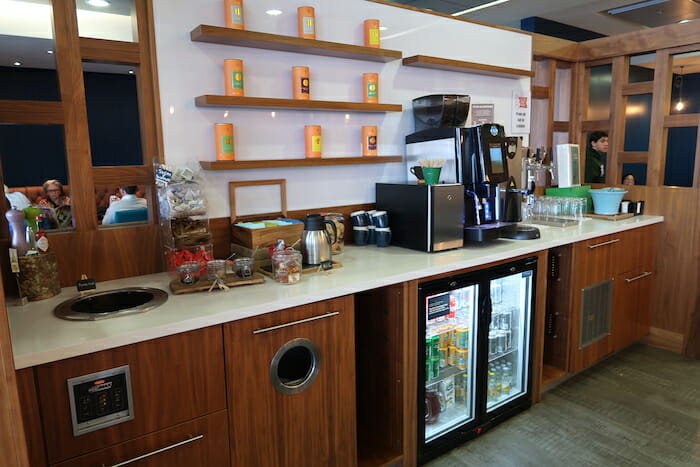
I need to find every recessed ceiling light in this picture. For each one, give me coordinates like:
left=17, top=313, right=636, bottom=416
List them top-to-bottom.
left=86, top=0, right=110, bottom=7
left=452, top=0, right=510, bottom=16
left=266, top=9, right=283, bottom=16
left=678, top=19, right=691, bottom=23
left=46, top=49, right=54, bottom=54
left=12, top=60, right=22, bottom=67
left=128, top=69, right=135, bottom=74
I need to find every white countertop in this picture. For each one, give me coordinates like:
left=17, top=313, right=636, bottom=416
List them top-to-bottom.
left=8, top=215, right=663, bottom=369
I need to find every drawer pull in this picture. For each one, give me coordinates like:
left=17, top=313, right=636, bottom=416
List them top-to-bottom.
left=587, top=238, right=620, bottom=249
left=625, top=271, right=653, bottom=283
left=253, top=311, right=339, bottom=334
left=104, top=434, right=204, bottom=467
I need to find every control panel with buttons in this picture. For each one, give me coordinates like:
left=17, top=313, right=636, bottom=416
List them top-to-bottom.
left=67, top=365, right=134, bottom=436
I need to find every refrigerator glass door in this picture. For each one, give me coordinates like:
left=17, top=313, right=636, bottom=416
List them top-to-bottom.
left=486, top=269, right=533, bottom=413
left=424, top=284, right=479, bottom=442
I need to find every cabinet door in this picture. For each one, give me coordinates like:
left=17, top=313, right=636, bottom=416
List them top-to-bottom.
left=574, top=234, right=623, bottom=284
left=225, top=296, right=356, bottom=467
left=36, top=326, right=227, bottom=464
left=52, top=410, right=229, bottom=467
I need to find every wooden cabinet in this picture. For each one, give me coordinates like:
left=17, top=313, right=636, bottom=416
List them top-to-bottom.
left=613, top=225, right=658, bottom=350
left=566, top=226, right=658, bottom=373
left=224, top=296, right=356, bottom=467
left=31, top=326, right=227, bottom=465
left=52, top=410, right=229, bottom=467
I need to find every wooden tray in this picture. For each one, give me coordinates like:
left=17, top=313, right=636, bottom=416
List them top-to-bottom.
left=584, top=212, right=635, bottom=221
left=256, top=261, right=342, bottom=279
left=170, top=272, right=265, bottom=294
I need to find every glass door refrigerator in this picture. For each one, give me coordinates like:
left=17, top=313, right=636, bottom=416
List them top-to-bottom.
left=417, top=257, right=537, bottom=464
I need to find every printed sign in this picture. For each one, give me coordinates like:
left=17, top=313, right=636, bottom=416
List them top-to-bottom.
left=511, top=91, right=530, bottom=135
left=471, top=103, right=495, bottom=124
left=426, top=292, right=450, bottom=321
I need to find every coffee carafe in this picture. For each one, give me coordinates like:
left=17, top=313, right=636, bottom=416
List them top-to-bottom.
left=300, top=214, right=337, bottom=265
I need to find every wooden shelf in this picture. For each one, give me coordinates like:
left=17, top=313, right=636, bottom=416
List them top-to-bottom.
left=191, top=25, right=402, bottom=63
left=402, top=55, right=534, bottom=79
left=195, top=95, right=402, bottom=112
left=200, top=156, right=402, bottom=170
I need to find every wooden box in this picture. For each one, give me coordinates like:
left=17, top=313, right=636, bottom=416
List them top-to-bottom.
left=229, top=179, right=303, bottom=249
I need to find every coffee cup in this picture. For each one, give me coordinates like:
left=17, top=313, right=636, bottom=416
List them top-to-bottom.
left=410, top=165, right=424, bottom=180
left=350, top=210, right=370, bottom=227
left=371, top=210, right=389, bottom=228
left=367, top=225, right=376, bottom=244
left=353, top=226, right=368, bottom=245
left=376, top=227, right=391, bottom=247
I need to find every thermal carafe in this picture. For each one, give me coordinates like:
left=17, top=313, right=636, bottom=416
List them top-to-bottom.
left=300, top=214, right=337, bottom=265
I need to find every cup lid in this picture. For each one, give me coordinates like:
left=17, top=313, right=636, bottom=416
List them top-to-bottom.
left=350, top=210, right=366, bottom=216
left=372, top=210, right=387, bottom=216
left=353, top=226, right=369, bottom=231
left=376, top=227, right=391, bottom=232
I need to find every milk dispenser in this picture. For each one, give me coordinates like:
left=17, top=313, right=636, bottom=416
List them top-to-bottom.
left=405, top=95, right=520, bottom=242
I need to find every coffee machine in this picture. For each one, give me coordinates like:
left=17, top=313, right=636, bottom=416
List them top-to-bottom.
left=406, top=95, right=520, bottom=242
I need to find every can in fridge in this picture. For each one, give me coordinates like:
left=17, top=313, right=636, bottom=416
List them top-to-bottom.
left=456, top=328, right=469, bottom=349
left=455, top=348, right=468, bottom=370
left=430, top=357, right=440, bottom=380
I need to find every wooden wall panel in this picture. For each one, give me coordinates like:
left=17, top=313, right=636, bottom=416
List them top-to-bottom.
left=0, top=276, right=30, bottom=467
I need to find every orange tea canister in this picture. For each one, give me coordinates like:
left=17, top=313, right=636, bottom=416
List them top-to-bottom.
left=224, top=0, right=244, bottom=30
left=298, top=6, right=316, bottom=39
left=364, top=20, right=380, bottom=48
left=224, top=59, right=244, bottom=96
left=292, top=66, right=310, bottom=100
left=363, top=73, right=378, bottom=103
left=214, top=123, right=235, bottom=161
left=305, top=125, right=322, bottom=158
left=362, top=126, right=378, bottom=156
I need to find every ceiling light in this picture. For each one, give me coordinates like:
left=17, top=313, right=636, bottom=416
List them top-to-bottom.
left=86, top=0, right=110, bottom=7
left=452, top=0, right=511, bottom=16
left=607, top=0, right=667, bottom=16
left=265, top=9, right=282, bottom=16
left=678, top=19, right=691, bottom=23
left=46, top=49, right=54, bottom=54
left=12, top=60, right=22, bottom=66
left=675, top=65, right=685, bottom=112
left=128, top=69, right=134, bottom=74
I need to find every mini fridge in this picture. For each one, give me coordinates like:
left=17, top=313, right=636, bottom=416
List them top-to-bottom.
left=418, top=257, right=537, bottom=464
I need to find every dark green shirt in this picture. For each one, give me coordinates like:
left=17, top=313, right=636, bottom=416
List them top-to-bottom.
left=585, top=148, right=606, bottom=184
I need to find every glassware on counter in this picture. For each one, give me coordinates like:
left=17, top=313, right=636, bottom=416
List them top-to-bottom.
left=271, top=249, right=302, bottom=284
left=234, top=257, right=254, bottom=278
left=206, top=260, right=227, bottom=281
left=177, top=261, right=201, bottom=285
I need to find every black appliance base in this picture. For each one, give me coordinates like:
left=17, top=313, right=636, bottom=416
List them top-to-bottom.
left=463, top=222, right=518, bottom=242
left=503, top=224, right=541, bottom=240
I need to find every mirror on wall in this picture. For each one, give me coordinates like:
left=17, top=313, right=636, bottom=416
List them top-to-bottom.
left=76, top=0, right=137, bottom=42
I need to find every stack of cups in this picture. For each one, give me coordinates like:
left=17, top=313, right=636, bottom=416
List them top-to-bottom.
left=350, top=210, right=391, bottom=247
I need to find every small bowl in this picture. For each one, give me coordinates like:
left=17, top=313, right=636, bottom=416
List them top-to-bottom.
left=589, top=188, right=628, bottom=215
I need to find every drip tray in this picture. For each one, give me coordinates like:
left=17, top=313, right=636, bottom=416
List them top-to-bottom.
left=526, top=215, right=579, bottom=227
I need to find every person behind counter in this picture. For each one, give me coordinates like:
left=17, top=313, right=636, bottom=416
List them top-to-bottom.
left=584, top=131, right=609, bottom=184
left=622, top=173, right=637, bottom=186
left=38, top=179, right=72, bottom=228
left=101, top=186, right=147, bottom=225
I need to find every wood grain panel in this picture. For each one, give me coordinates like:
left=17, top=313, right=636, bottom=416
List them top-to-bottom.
left=52, top=0, right=97, bottom=231
left=577, top=21, right=700, bottom=61
left=191, top=24, right=403, bottom=62
left=532, top=34, right=579, bottom=61
left=79, top=38, right=140, bottom=64
left=647, top=51, right=672, bottom=186
left=402, top=55, right=533, bottom=78
left=607, top=56, right=628, bottom=185
left=622, top=81, right=654, bottom=95
left=531, top=86, right=549, bottom=99
left=195, top=95, right=402, bottom=112
left=0, top=100, right=63, bottom=124
left=663, top=113, right=700, bottom=127
left=580, top=120, right=610, bottom=132
left=552, top=121, right=569, bottom=132
left=618, top=151, right=649, bottom=163
left=200, top=156, right=402, bottom=170
left=91, top=166, right=154, bottom=186
left=48, top=224, right=162, bottom=286
left=544, top=245, right=573, bottom=373
left=531, top=250, right=549, bottom=404
left=0, top=277, right=30, bottom=467
left=403, top=280, right=418, bottom=467
left=355, top=285, right=405, bottom=467
left=225, top=296, right=356, bottom=467
left=35, top=326, right=226, bottom=464
left=641, top=327, right=685, bottom=353
left=15, top=368, right=47, bottom=467
left=53, top=410, right=229, bottom=467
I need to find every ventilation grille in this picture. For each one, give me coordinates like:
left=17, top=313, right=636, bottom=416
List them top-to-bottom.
left=579, top=279, right=613, bottom=349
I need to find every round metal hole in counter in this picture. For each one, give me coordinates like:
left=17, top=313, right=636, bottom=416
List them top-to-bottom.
left=54, top=287, right=168, bottom=321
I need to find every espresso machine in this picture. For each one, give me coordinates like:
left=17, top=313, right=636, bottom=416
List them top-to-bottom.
left=406, top=95, right=522, bottom=242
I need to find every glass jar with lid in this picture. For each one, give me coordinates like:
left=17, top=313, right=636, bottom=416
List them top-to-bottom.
left=271, top=249, right=302, bottom=284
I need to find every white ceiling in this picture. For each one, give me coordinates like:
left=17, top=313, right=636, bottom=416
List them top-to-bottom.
left=392, top=0, right=700, bottom=36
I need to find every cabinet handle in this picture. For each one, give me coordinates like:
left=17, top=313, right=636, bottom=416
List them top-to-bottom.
left=587, top=238, right=620, bottom=249
left=624, top=271, right=653, bottom=283
left=253, top=311, right=339, bottom=334
left=103, top=434, right=204, bottom=467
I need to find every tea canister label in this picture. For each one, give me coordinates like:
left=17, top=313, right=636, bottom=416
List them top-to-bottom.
left=232, top=71, right=243, bottom=90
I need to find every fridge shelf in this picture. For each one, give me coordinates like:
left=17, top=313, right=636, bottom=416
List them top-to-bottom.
left=488, top=347, right=517, bottom=363
left=427, top=365, right=466, bottom=386
left=425, top=403, right=471, bottom=442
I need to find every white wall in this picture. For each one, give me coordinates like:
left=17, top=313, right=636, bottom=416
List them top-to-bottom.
left=153, top=0, right=532, bottom=218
